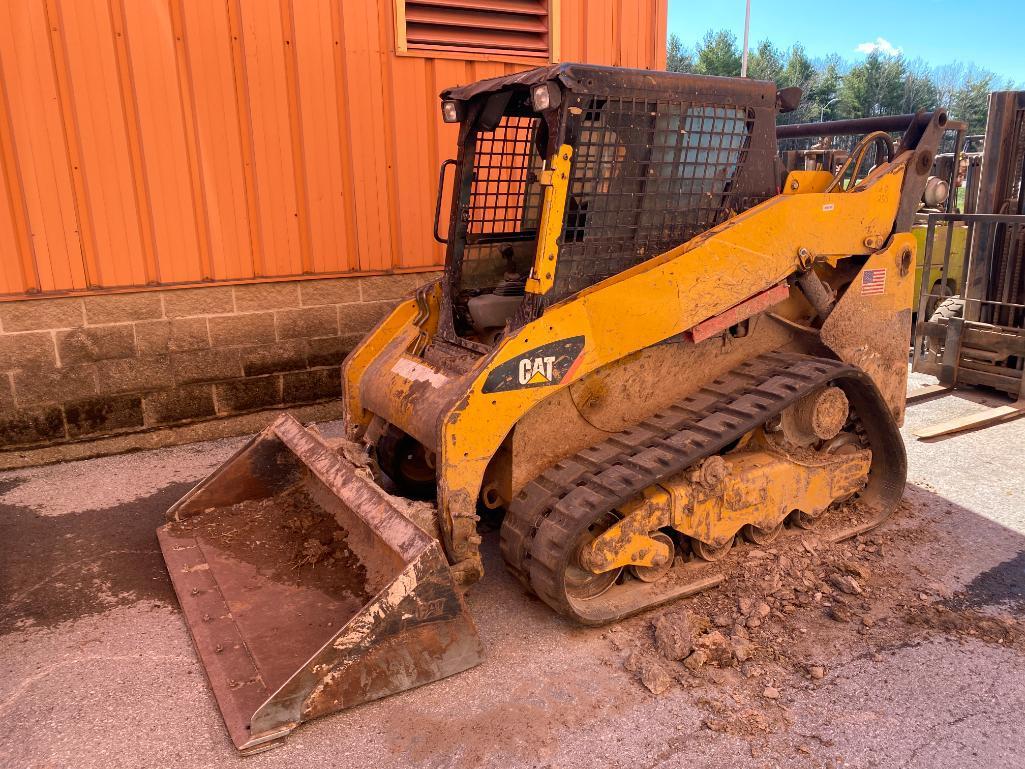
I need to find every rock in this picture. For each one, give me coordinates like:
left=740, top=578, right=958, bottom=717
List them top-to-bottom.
left=748, top=548, right=768, bottom=559
left=840, top=560, right=872, bottom=580
left=829, top=573, right=863, bottom=595
left=927, top=580, right=954, bottom=600
left=739, top=597, right=754, bottom=615
left=755, top=602, right=771, bottom=618
left=829, top=603, right=851, bottom=622
left=712, top=613, right=733, bottom=628
left=653, top=614, right=693, bottom=661
left=746, top=616, right=762, bottom=629
left=861, top=616, right=875, bottom=628
left=694, top=630, right=735, bottom=667
left=731, top=636, right=754, bottom=662
left=683, top=649, right=708, bottom=670
left=623, top=650, right=645, bottom=672
left=640, top=662, right=673, bottom=695
left=741, top=662, right=763, bottom=678
left=808, top=665, right=825, bottom=680
left=762, top=686, right=780, bottom=700
left=703, top=718, right=728, bottom=733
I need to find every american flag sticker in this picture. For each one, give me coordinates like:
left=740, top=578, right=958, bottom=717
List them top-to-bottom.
left=861, top=268, right=887, bottom=295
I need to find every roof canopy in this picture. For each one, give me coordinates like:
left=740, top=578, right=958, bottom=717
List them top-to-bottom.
left=440, top=63, right=780, bottom=107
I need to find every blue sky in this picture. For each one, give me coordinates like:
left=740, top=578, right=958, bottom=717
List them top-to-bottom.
left=668, top=0, right=1024, bottom=84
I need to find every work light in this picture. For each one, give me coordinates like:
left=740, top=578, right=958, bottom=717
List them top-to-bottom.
left=531, top=84, right=551, bottom=111
left=441, top=100, right=460, bottom=123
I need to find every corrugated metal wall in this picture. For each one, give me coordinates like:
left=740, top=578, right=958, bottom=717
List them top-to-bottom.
left=0, top=0, right=667, bottom=299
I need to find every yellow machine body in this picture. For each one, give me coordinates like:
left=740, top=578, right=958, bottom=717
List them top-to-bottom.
left=345, top=159, right=918, bottom=577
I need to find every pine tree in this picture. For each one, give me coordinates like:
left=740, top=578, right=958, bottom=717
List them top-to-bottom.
left=694, top=30, right=742, bottom=77
left=666, top=33, right=695, bottom=73
left=747, top=40, right=784, bottom=85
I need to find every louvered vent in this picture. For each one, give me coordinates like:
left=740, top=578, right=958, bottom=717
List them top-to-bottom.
left=402, top=0, right=550, bottom=57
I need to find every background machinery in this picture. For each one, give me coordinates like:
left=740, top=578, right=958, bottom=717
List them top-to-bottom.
left=157, top=64, right=946, bottom=751
left=912, top=91, right=1025, bottom=436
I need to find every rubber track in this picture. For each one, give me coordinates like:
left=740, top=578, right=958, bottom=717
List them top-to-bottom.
left=499, top=351, right=904, bottom=623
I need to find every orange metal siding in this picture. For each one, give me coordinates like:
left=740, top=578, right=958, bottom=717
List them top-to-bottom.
left=0, top=0, right=667, bottom=298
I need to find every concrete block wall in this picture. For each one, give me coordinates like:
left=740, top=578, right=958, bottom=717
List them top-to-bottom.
left=0, top=273, right=439, bottom=451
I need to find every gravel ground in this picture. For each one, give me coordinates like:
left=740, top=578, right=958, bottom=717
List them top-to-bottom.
left=1, top=377, right=1023, bottom=769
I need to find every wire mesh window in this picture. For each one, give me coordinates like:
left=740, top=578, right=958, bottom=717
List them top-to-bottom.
left=553, top=98, right=755, bottom=301
left=459, top=116, right=545, bottom=290
left=465, top=116, right=544, bottom=235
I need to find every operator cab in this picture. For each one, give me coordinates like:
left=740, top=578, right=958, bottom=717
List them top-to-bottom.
left=427, top=63, right=784, bottom=355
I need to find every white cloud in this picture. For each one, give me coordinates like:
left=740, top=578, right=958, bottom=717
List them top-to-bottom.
left=855, top=37, right=902, bottom=56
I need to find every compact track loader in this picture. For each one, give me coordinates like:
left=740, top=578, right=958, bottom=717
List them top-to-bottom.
left=158, top=64, right=947, bottom=751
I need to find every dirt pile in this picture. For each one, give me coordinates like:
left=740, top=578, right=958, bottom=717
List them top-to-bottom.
left=169, top=485, right=370, bottom=600
left=609, top=498, right=1025, bottom=738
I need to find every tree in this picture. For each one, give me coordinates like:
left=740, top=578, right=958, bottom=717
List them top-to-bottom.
left=694, top=30, right=742, bottom=77
left=664, top=31, right=1011, bottom=129
left=666, top=33, right=694, bottom=73
left=747, top=40, right=784, bottom=85
left=777, top=45, right=820, bottom=122
left=782, top=45, right=816, bottom=92
left=838, top=52, right=906, bottom=117
left=807, top=58, right=843, bottom=121
left=899, top=58, right=940, bottom=114
left=951, top=73, right=995, bottom=133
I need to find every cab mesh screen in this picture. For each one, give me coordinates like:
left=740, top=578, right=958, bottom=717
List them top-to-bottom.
left=551, top=97, right=755, bottom=301
left=459, top=115, right=545, bottom=290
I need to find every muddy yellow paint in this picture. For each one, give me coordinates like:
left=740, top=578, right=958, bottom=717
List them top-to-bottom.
left=526, top=144, right=573, bottom=295
left=436, top=162, right=909, bottom=535
left=583, top=447, right=872, bottom=572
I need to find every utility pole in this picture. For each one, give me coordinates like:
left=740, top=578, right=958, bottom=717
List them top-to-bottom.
left=740, top=0, right=751, bottom=77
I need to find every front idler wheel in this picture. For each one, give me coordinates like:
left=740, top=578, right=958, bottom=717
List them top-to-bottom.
left=565, top=512, right=623, bottom=600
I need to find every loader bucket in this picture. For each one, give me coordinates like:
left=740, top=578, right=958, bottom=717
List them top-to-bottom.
left=156, top=414, right=484, bottom=753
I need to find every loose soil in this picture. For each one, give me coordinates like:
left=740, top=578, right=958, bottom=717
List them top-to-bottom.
left=170, top=485, right=370, bottom=602
left=608, top=494, right=1025, bottom=744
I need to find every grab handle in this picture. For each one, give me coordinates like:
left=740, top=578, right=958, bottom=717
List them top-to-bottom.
left=433, top=159, right=456, bottom=244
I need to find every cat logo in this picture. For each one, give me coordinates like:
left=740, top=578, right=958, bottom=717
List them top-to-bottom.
left=481, top=336, right=586, bottom=394
left=518, top=356, right=556, bottom=385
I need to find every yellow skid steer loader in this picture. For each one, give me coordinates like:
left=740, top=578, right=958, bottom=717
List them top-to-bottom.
left=157, top=64, right=947, bottom=752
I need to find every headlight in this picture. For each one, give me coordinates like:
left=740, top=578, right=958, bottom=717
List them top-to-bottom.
left=531, top=84, right=551, bottom=111
left=441, top=100, right=460, bottom=123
